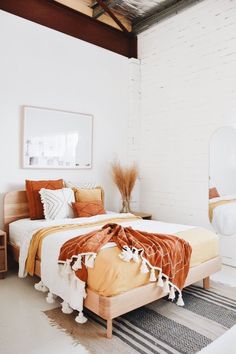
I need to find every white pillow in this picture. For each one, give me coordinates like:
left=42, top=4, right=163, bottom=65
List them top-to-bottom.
left=65, top=180, right=97, bottom=189
left=39, top=188, right=75, bottom=220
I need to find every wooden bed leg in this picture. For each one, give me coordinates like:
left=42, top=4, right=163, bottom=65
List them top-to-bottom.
left=203, top=276, right=210, bottom=290
left=106, top=319, right=112, bottom=339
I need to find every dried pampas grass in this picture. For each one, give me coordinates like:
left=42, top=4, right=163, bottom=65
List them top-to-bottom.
left=111, top=161, right=138, bottom=212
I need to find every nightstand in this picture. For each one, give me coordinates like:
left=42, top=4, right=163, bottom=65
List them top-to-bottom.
left=132, top=212, right=152, bottom=220
left=0, top=230, right=7, bottom=279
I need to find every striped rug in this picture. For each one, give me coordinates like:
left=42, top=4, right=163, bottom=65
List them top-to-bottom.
left=44, top=282, right=236, bottom=354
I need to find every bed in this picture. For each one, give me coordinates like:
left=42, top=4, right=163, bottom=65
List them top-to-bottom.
left=4, top=190, right=221, bottom=338
left=209, top=195, right=236, bottom=267
left=209, top=195, right=236, bottom=236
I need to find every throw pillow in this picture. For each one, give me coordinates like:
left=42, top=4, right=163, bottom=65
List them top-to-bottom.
left=25, top=179, right=64, bottom=220
left=73, top=186, right=104, bottom=205
left=209, top=187, right=220, bottom=199
left=39, top=188, right=75, bottom=220
left=72, top=201, right=106, bottom=218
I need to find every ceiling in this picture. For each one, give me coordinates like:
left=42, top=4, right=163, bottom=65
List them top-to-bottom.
left=0, top=0, right=199, bottom=58
left=55, top=0, right=199, bottom=34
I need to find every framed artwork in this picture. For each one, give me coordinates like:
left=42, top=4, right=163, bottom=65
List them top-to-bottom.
left=23, top=106, right=93, bottom=169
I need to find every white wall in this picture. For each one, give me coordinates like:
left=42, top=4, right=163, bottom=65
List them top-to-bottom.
left=138, top=0, right=236, bottom=228
left=0, top=10, right=131, bottom=227
left=210, top=126, right=236, bottom=196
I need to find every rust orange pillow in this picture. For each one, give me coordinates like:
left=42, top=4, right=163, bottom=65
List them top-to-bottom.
left=26, top=179, right=64, bottom=220
left=209, top=187, right=220, bottom=199
left=72, top=201, right=106, bottom=218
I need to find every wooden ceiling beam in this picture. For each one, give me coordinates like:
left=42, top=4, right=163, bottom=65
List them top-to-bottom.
left=0, top=0, right=137, bottom=58
left=92, top=0, right=111, bottom=19
left=95, top=0, right=128, bottom=33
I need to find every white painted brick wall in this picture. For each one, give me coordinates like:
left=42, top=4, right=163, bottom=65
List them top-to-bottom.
left=137, top=0, right=236, bottom=228
left=128, top=58, right=141, bottom=211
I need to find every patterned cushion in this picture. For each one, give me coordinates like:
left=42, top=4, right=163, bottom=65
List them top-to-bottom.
left=26, top=179, right=64, bottom=220
left=73, top=186, right=104, bottom=205
left=209, top=187, right=220, bottom=199
left=39, top=188, right=75, bottom=220
left=72, top=201, right=106, bottom=218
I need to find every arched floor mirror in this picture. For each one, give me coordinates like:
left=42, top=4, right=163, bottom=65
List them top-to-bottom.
left=209, top=126, right=236, bottom=267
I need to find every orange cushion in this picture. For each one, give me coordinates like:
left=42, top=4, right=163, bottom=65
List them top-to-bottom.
left=26, top=179, right=64, bottom=220
left=209, top=187, right=220, bottom=199
left=72, top=201, right=106, bottom=218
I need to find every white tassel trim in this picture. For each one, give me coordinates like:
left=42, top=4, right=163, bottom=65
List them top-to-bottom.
left=119, top=246, right=133, bottom=262
left=132, top=248, right=140, bottom=263
left=85, top=254, right=96, bottom=268
left=72, top=255, right=82, bottom=271
left=140, top=259, right=149, bottom=274
left=149, top=268, right=156, bottom=282
left=156, top=272, right=164, bottom=287
left=163, top=278, right=170, bottom=293
left=34, top=281, right=48, bottom=293
left=168, top=286, right=176, bottom=300
left=46, top=292, right=56, bottom=304
left=176, top=293, right=185, bottom=307
left=61, top=301, right=73, bottom=314
left=75, top=311, right=87, bottom=324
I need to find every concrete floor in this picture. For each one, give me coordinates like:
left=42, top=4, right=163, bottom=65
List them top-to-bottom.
left=211, top=264, right=236, bottom=287
left=0, top=266, right=235, bottom=354
left=0, top=272, right=88, bottom=354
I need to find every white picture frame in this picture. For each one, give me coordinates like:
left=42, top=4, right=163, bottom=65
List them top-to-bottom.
left=23, top=106, right=93, bottom=169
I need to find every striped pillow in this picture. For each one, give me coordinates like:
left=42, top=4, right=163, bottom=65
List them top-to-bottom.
left=39, top=188, right=75, bottom=220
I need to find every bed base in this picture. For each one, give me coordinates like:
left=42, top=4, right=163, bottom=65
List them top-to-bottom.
left=8, top=242, right=221, bottom=338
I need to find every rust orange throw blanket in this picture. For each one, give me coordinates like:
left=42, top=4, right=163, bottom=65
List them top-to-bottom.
left=58, top=223, right=192, bottom=305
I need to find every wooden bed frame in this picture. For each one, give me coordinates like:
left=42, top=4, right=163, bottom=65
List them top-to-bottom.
left=4, top=190, right=222, bottom=338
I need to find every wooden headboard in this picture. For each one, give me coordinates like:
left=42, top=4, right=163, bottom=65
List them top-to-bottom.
left=4, top=191, right=29, bottom=233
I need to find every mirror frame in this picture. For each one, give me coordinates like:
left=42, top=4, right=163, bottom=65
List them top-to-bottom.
left=22, top=105, right=93, bottom=170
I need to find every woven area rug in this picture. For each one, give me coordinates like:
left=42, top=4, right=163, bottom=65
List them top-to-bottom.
left=44, top=282, right=236, bottom=354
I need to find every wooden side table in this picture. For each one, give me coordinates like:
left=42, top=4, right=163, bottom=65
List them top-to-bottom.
left=132, top=212, right=152, bottom=220
left=0, top=230, right=7, bottom=279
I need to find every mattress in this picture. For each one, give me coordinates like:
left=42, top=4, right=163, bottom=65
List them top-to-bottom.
left=9, top=214, right=219, bottom=299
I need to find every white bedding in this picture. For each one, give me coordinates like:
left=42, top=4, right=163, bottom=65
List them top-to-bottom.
left=210, top=198, right=236, bottom=236
left=9, top=213, right=194, bottom=311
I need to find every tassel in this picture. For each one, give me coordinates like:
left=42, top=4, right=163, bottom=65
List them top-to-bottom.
left=119, top=246, right=133, bottom=262
left=132, top=248, right=140, bottom=263
left=85, top=254, right=96, bottom=268
left=72, top=255, right=82, bottom=271
left=140, top=259, right=149, bottom=274
left=149, top=268, right=156, bottom=282
left=156, top=271, right=164, bottom=287
left=163, top=278, right=170, bottom=293
left=34, top=281, right=48, bottom=293
left=168, top=286, right=176, bottom=300
left=46, top=292, right=56, bottom=304
left=176, top=292, right=185, bottom=307
left=61, top=301, right=73, bottom=314
left=75, top=311, right=88, bottom=324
